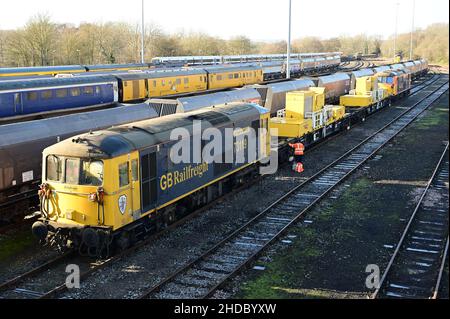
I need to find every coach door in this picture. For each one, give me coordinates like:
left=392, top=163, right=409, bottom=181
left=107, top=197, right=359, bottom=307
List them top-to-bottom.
left=14, top=93, right=23, bottom=115
left=140, top=150, right=158, bottom=214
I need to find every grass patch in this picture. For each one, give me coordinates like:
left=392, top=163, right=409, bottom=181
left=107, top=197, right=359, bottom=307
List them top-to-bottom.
left=0, top=230, right=35, bottom=262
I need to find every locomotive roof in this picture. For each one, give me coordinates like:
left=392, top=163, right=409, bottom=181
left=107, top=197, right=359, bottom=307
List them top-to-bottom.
left=0, top=75, right=117, bottom=91
left=44, top=103, right=267, bottom=159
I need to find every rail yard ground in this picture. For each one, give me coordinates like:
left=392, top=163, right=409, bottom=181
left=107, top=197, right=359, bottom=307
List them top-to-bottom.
left=0, top=71, right=447, bottom=300
left=230, top=86, right=450, bottom=299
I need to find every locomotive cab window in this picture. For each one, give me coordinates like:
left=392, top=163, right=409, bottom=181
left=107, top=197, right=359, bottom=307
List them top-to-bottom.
left=46, top=155, right=62, bottom=182
left=47, top=156, right=104, bottom=186
left=65, top=158, right=80, bottom=185
left=131, top=159, right=139, bottom=181
left=80, top=161, right=103, bottom=186
left=119, top=162, right=129, bottom=188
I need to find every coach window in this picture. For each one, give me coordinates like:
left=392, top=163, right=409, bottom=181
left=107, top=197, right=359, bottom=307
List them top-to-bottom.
left=234, top=73, right=239, bottom=79
left=228, top=74, right=233, bottom=80
left=217, top=75, right=222, bottom=81
left=199, top=76, right=203, bottom=82
left=176, top=78, right=181, bottom=85
left=184, top=78, right=189, bottom=85
left=161, top=80, right=165, bottom=86
left=95, top=86, right=101, bottom=94
left=84, top=87, right=94, bottom=95
left=71, top=88, right=81, bottom=97
left=56, top=89, right=67, bottom=98
left=41, top=90, right=52, bottom=99
left=27, top=92, right=37, bottom=101
left=119, top=162, right=130, bottom=188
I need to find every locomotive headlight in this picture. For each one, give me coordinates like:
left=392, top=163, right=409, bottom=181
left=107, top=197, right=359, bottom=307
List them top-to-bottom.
left=88, top=193, right=98, bottom=202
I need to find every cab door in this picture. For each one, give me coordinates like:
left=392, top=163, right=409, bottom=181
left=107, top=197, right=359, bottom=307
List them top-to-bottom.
left=117, top=157, right=133, bottom=226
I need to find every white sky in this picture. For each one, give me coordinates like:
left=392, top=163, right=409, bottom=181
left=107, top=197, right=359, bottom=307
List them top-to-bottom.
left=0, top=0, right=448, bottom=41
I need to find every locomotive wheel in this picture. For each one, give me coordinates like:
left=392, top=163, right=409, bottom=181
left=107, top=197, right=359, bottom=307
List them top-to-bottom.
left=164, top=210, right=176, bottom=226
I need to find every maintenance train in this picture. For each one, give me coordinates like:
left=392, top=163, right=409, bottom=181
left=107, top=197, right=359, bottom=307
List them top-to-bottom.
left=30, top=62, right=424, bottom=256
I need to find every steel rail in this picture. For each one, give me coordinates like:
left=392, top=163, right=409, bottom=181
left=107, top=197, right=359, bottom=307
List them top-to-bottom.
left=372, top=142, right=449, bottom=299
left=431, top=237, right=449, bottom=299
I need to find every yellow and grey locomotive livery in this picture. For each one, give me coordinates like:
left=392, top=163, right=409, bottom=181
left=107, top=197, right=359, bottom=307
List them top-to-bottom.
left=32, top=103, right=270, bottom=256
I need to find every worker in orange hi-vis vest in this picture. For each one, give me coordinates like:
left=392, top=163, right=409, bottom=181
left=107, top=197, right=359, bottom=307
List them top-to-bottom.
left=288, top=142, right=305, bottom=173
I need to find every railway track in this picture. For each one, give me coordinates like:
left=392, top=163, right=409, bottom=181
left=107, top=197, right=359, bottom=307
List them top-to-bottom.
left=0, top=74, right=440, bottom=299
left=138, top=76, right=449, bottom=299
left=372, top=144, right=449, bottom=299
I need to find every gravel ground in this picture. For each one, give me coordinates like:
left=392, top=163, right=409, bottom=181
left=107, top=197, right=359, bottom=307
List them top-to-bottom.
left=227, top=90, right=449, bottom=299
left=0, top=226, right=59, bottom=285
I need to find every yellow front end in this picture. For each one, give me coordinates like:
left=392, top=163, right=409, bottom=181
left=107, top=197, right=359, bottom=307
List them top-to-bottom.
left=41, top=152, right=141, bottom=232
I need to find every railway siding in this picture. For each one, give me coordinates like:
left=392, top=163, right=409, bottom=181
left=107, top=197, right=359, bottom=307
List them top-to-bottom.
left=231, top=88, right=449, bottom=299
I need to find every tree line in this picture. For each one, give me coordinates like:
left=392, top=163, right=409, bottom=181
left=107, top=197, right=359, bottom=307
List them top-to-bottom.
left=0, top=14, right=447, bottom=67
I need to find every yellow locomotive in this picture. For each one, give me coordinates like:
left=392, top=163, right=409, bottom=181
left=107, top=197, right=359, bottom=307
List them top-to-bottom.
left=32, top=102, right=270, bottom=256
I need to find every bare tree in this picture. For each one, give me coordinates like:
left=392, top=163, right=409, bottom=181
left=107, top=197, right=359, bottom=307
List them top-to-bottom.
left=23, top=14, right=57, bottom=66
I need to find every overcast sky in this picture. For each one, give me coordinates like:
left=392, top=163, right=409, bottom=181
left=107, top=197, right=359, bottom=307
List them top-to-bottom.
left=0, top=0, right=448, bottom=41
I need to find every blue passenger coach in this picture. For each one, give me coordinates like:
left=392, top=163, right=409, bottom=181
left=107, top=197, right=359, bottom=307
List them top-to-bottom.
left=0, top=75, right=119, bottom=118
